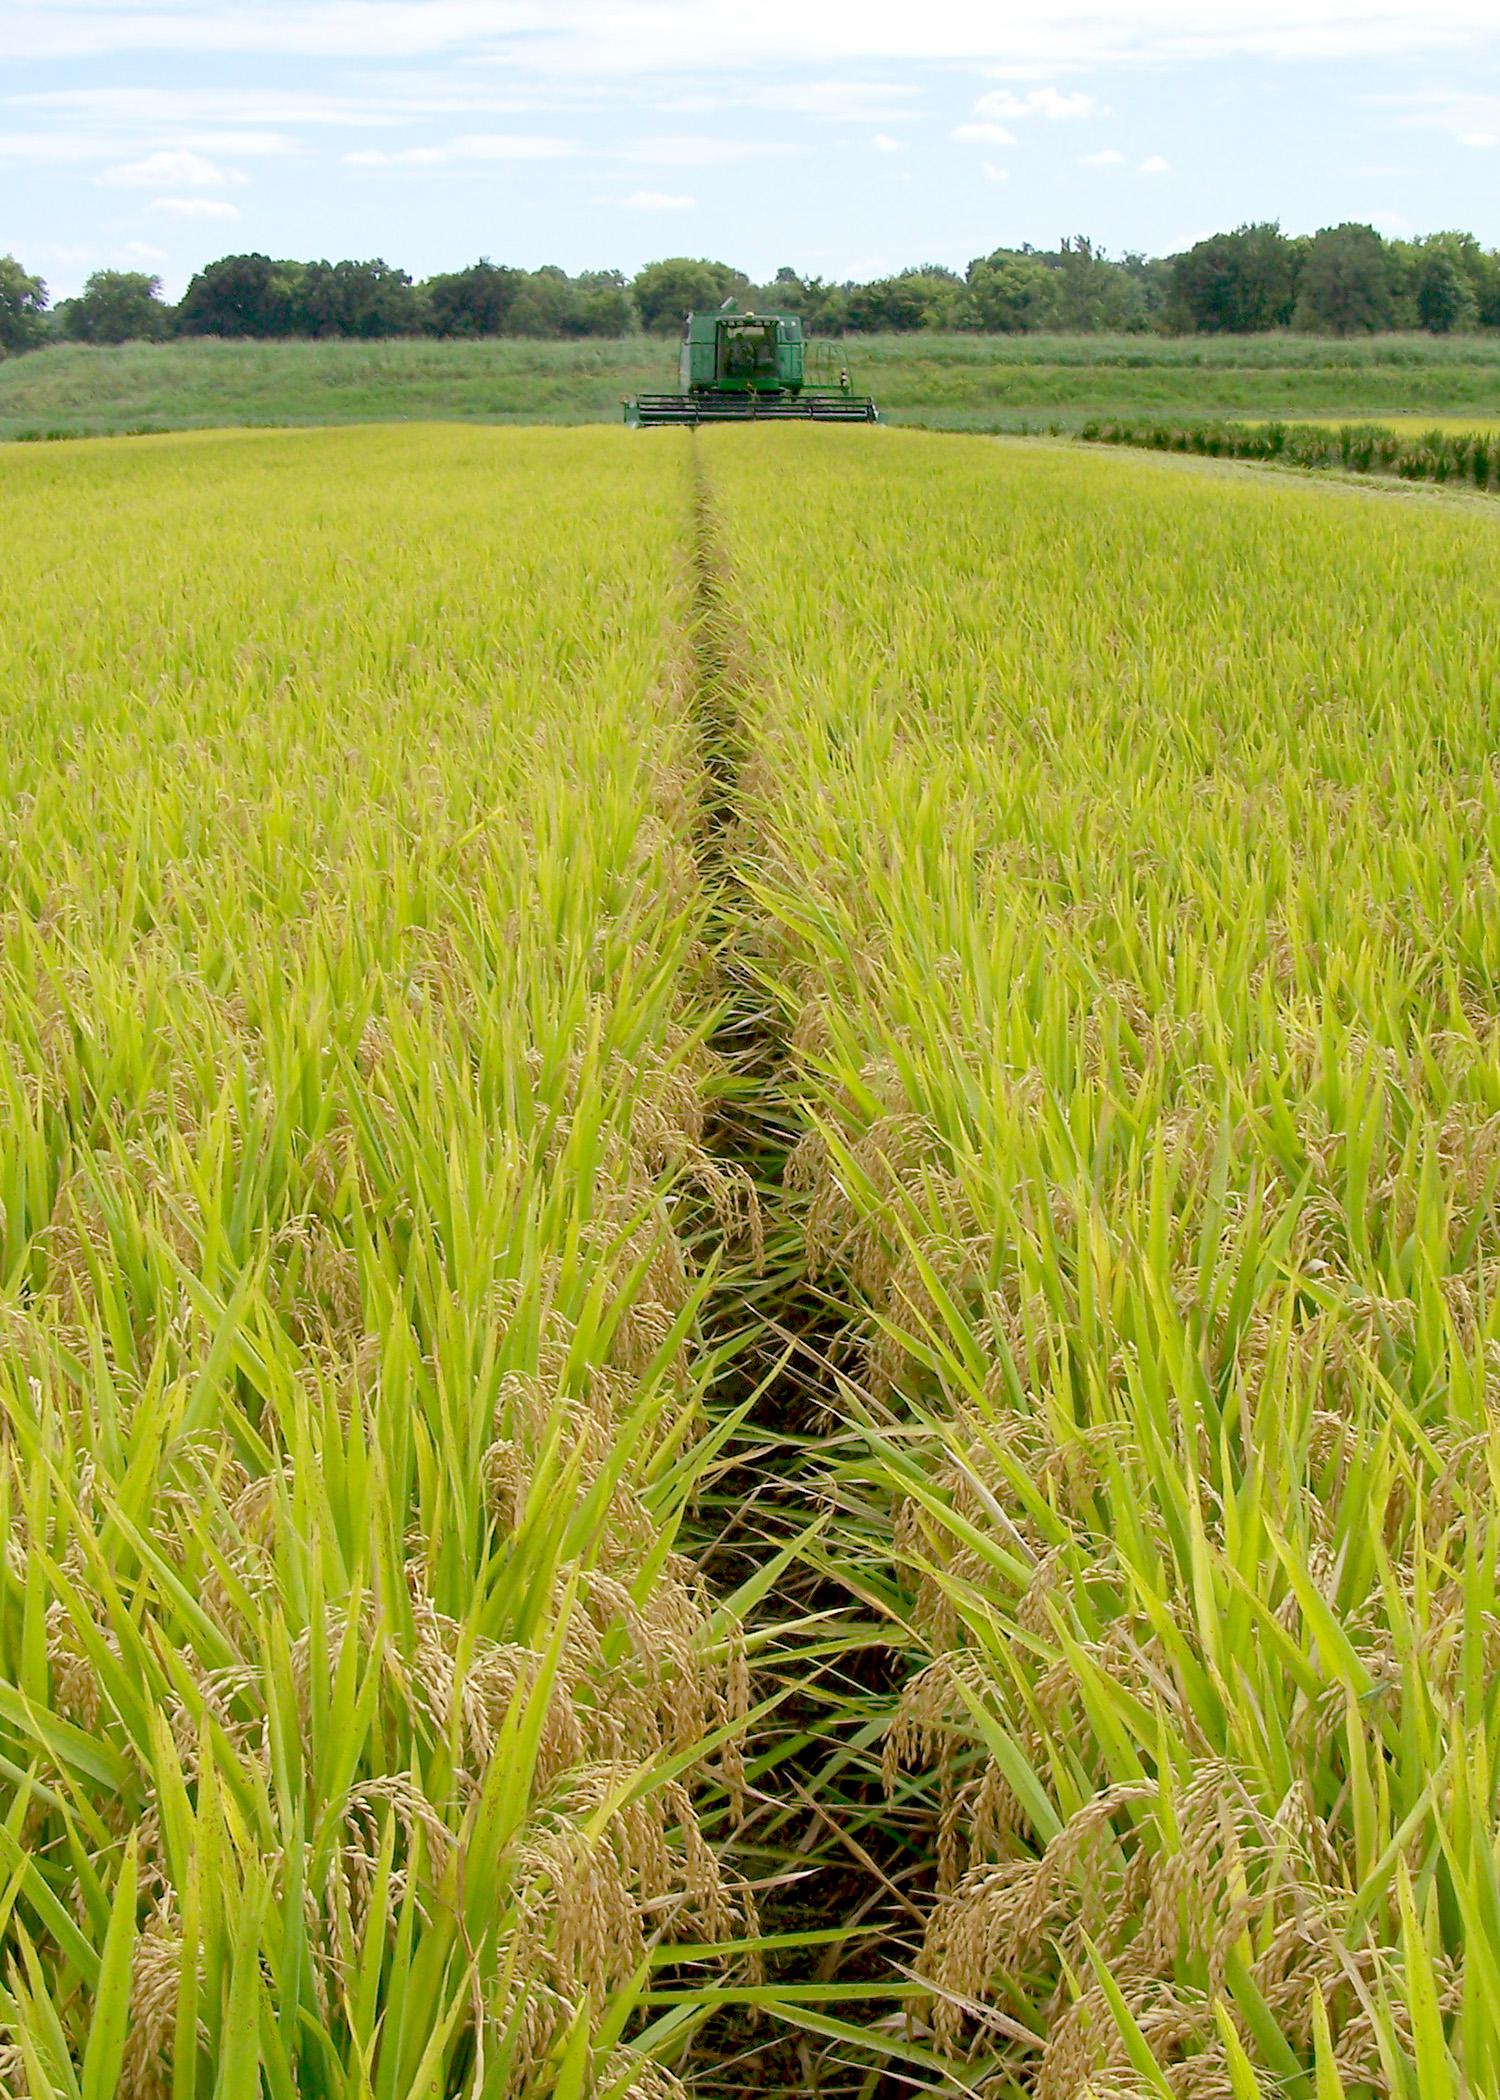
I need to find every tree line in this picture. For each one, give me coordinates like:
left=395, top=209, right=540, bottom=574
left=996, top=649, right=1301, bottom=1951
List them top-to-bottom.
left=3, top=222, right=1499, bottom=354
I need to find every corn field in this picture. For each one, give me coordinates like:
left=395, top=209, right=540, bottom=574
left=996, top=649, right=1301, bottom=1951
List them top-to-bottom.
left=1, top=422, right=1498, bottom=2099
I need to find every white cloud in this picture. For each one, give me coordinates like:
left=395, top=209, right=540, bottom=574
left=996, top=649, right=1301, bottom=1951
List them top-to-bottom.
left=5, top=0, right=1498, bottom=291
left=8, top=1, right=1499, bottom=71
left=6, top=2, right=545, bottom=64
left=655, top=78, right=916, bottom=122
left=751, top=81, right=921, bottom=121
left=7, top=84, right=562, bottom=132
left=976, top=85, right=1101, bottom=121
left=1033, top=85, right=1102, bottom=119
left=1381, top=86, right=1500, bottom=141
left=952, top=121, right=1015, bottom=144
left=0, top=124, right=298, bottom=171
left=338, top=126, right=789, bottom=170
left=0, top=130, right=116, bottom=165
left=185, top=131, right=302, bottom=158
left=872, top=132, right=902, bottom=151
left=344, top=134, right=579, bottom=165
left=619, top=134, right=801, bottom=166
left=99, top=146, right=247, bottom=188
left=1081, top=147, right=1126, bottom=164
left=1139, top=153, right=1170, bottom=172
left=983, top=162, right=1008, bottom=181
left=614, top=188, right=696, bottom=210
left=149, top=196, right=241, bottom=219
left=30, top=236, right=164, bottom=298
left=33, top=242, right=96, bottom=271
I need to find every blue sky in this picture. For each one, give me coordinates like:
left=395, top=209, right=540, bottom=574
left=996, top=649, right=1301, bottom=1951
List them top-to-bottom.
left=4, top=2, right=1498, bottom=299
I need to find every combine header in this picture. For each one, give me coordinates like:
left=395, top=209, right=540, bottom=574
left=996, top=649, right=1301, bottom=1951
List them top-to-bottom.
left=625, top=301, right=878, bottom=427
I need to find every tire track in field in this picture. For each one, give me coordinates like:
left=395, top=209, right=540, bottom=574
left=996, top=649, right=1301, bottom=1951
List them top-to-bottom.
left=679, top=437, right=922, bottom=2100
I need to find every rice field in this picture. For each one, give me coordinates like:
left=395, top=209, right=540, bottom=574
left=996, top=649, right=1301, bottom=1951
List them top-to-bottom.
left=1278, top=417, right=1500, bottom=435
left=1079, top=418, right=1500, bottom=492
left=3, top=421, right=1499, bottom=2098
left=0, top=427, right=753, bottom=2100
left=713, top=430, right=1500, bottom=2094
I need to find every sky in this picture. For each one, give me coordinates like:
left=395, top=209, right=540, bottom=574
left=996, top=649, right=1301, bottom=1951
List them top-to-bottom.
left=3, top=2, right=1499, bottom=300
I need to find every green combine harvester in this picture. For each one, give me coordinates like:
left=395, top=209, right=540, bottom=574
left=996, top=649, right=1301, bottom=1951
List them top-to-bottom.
left=625, top=301, right=878, bottom=427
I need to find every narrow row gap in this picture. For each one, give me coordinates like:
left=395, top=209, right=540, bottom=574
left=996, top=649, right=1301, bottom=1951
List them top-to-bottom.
left=675, top=437, right=921, bottom=2100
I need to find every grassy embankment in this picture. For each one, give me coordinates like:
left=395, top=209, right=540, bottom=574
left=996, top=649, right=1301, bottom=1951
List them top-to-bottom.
left=2, top=331, right=1500, bottom=441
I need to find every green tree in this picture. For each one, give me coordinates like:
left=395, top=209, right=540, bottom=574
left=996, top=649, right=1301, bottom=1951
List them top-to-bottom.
left=1168, top=223, right=1299, bottom=333
left=1292, top=224, right=1396, bottom=335
left=1404, top=231, right=1490, bottom=331
left=1049, top=237, right=1145, bottom=332
left=1466, top=245, right=1500, bottom=328
left=1414, top=249, right=1476, bottom=333
left=1119, top=250, right=1174, bottom=325
left=966, top=251, right=1059, bottom=333
left=0, top=254, right=48, bottom=354
left=177, top=254, right=303, bottom=337
left=631, top=258, right=748, bottom=332
left=293, top=259, right=419, bottom=338
left=422, top=260, right=523, bottom=337
left=904, top=264, right=976, bottom=330
left=764, top=265, right=812, bottom=315
left=846, top=265, right=973, bottom=332
left=505, top=266, right=580, bottom=337
left=761, top=268, right=846, bottom=332
left=64, top=270, right=170, bottom=345
left=571, top=270, right=635, bottom=336
left=842, top=275, right=930, bottom=332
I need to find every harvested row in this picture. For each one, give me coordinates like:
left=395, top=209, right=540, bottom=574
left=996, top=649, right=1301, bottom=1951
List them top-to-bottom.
left=708, top=427, right=1500, bottom=2094
left=0, top=428, right=759, bottom=2098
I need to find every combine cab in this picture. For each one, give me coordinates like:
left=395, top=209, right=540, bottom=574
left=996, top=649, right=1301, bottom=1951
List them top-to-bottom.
left=626, top=302, right=878, bottom=427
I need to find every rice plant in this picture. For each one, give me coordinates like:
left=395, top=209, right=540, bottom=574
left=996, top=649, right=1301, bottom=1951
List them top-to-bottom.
left=10, top=414, right=1500, bottom=2100
left=1079, top=415, right=1500, bottom=492
left=706, top=424, right=1500, bottom=2096
left=0, top=427, right=759, bottom=2099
